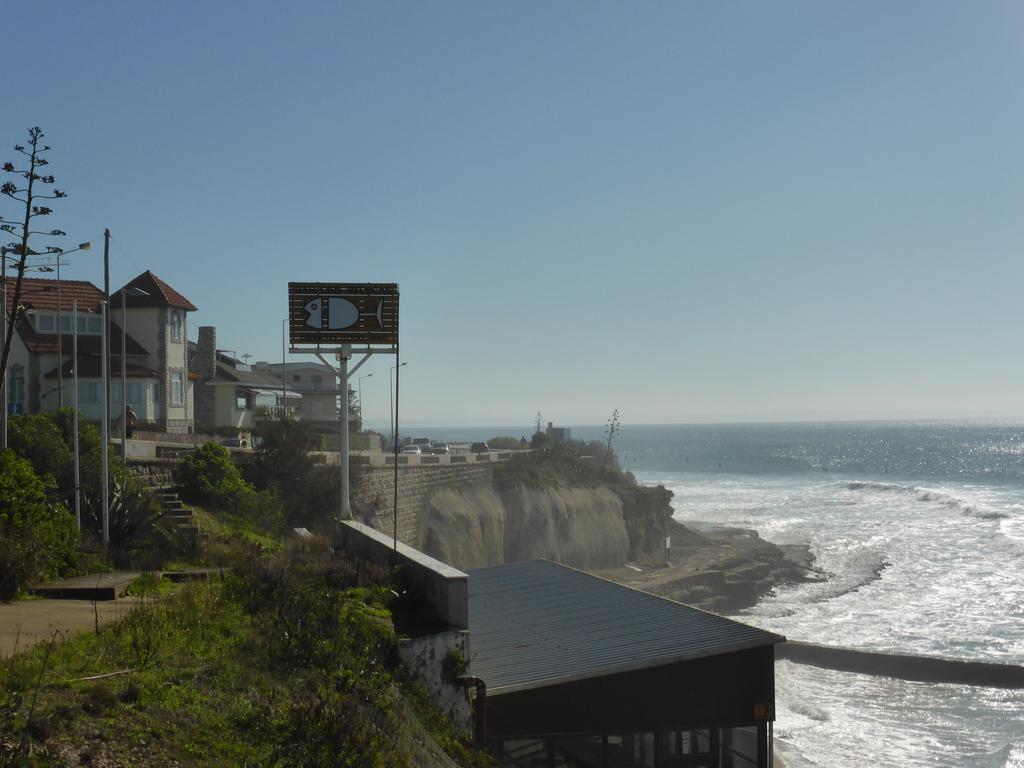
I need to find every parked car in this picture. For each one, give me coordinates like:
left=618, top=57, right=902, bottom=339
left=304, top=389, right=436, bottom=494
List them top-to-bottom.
left=470, top=442, right=490, bottom=453
left=432, top=443, right=451, bottom=455
left=401, top=445, right=422, bottom=455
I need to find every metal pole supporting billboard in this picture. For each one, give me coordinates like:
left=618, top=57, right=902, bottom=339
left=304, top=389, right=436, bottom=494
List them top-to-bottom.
left=289, top=283, right=399, bottom=528
left=339, top=344, right=351, bottom=519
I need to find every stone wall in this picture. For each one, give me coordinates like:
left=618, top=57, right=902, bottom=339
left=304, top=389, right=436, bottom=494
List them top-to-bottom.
left=352, top=464, right=492, bottom=547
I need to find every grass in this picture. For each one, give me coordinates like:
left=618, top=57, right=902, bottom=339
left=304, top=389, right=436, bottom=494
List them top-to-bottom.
left=0, top=538, right=490, bottom=768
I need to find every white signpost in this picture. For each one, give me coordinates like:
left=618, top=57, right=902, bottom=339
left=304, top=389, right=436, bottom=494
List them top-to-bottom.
left=287, top=283, right=399, bottom=523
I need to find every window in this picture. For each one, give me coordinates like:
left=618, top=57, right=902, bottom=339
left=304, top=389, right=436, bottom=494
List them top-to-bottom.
left=169, top=310, right=183, bottom=342
left=37, top=313, right=55, bottom=332
left=59, top=314, right=71, bottom=333
left=87, top=316, right=101, bottom=334
left=10, top=367, right=25, bottom=406
left=170, top=370, right=183, bottom=405
left=292, top=374, right=302, bottom=383
left=312, top=374, right=322, bottom=384
left=78, top=382, right=99, bottom=403
left=114, top=382, right=142, bottom=405
left=236, top=392, right=249, bottom=411
left=720, top=727, right=758, bottom=768
left=659, top=729, right=714, bottom=767
left=607, top=733, right=655, bottom=768
left=551, top=734, right=603, bottom=768
left=497, top=739, right=547, bottom=768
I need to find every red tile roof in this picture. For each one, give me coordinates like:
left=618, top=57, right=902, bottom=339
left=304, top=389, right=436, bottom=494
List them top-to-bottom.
left=114, top=271, right=197, bottom=311
left=2, top=277, right=104, bottom=313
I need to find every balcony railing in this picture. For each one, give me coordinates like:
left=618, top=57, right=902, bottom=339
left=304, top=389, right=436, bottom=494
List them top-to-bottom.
left=254, top=405, right=299, bottom=419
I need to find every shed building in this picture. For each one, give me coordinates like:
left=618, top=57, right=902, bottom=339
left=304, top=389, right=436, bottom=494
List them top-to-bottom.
left=468, top=560, right=784, bottom=768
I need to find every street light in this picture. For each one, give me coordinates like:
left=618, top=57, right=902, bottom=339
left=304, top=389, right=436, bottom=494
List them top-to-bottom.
left=54, top=242, right=92, bottom=409
left=281, top=319, right=288, bottom=417
left=390, top=362, right=406, bottom=448
left=358, top=373, right=373, bottom=427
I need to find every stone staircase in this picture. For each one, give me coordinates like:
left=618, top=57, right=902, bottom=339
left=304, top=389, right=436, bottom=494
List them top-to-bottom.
left=156, top=488, right=200, bottom=544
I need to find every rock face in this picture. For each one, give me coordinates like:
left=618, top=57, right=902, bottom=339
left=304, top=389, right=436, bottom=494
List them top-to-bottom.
left=418, top=478, right=818, bottom=614
left=419, top=483, right=630, bottom=571
left=420, top=485, right=506, bottom=569
left=500, top=485, right=629, bottom=570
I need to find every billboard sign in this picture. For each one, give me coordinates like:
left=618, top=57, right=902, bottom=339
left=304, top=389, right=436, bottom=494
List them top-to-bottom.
left=288, top=282, right=399, bottom=347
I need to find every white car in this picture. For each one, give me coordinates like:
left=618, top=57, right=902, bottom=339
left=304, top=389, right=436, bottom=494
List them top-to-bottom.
left=401, top=445, right=422, bottom=455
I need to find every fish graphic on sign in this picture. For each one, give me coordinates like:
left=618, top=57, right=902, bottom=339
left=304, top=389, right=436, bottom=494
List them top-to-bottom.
left=303, top=296, right=385, bottom=330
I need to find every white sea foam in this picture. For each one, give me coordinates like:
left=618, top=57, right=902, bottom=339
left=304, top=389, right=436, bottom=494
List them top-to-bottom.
left=633, top=462, right=1024, bottom=767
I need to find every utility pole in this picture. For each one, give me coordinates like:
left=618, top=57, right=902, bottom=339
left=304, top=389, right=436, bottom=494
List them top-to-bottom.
left=101, top=228, right=111, bottom=551
left=103, top=229, right=110, bottom=440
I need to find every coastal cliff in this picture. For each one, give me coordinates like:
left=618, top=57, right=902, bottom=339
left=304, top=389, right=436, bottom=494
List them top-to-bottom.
left=416, top=445, right=815, bottom=612
left=420, top=484, right=629, bottom=570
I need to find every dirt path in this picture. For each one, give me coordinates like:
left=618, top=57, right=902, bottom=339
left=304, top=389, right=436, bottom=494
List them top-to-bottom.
left=0, top=598, right=143, bottom=658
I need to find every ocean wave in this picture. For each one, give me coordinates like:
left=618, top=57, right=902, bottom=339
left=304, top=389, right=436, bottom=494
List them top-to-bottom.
left=842, top=481, right=1007, bottom=519
left=801, top=547, right=890, bottom=603
left=786, top=699, right=830, bottom=722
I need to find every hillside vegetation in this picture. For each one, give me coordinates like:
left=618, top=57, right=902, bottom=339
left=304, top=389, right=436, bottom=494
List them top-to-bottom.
left=0, top=538, right=489, bottom=768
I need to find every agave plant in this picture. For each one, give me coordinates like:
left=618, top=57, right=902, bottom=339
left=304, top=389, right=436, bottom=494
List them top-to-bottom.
left=106, top=480, right=174, bottom=566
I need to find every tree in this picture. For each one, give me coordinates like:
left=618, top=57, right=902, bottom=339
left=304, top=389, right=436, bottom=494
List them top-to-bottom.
left=1, top=128, right=70, bottom=437
left=348, top=387, right=361, bottom=433
left=602, top=408, right=621, bottom=473
left=8, top=410, right=124, bottom=538
left=531, top=411, right=548, bottom=449
left=0, top=449, right=78, bottom=600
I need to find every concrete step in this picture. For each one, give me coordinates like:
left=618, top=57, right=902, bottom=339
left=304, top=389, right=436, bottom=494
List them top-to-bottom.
left=31, top=572, right=141, bottom=601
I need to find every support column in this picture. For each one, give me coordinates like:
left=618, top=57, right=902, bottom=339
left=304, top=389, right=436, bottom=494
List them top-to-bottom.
left=339, top=344, right=352, bottom=520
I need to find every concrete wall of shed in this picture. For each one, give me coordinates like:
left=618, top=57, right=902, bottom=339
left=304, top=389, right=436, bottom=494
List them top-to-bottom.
left=337, top=520, right=468, bottom=629
left=397, top=630, right=472, bottom=735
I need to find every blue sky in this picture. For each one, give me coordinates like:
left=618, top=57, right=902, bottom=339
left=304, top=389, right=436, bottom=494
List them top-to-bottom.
left=7, top=1, right=1024, bottom=426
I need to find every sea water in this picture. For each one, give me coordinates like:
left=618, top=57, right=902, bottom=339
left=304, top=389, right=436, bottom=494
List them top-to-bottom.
left=425, top=421, right=1024, bottom=765
left=602, top=422, right=1024, bottom=768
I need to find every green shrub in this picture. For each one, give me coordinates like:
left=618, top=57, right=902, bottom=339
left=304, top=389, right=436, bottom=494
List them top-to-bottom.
left=9, top=409, right=126, bottom=540
left=178, top=442, right=253, bottom=510
left=0, top=449, right=79, bottom=601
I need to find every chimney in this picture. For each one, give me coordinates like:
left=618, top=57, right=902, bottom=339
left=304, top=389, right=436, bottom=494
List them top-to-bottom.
left=196, top=326, right=217, bottom=380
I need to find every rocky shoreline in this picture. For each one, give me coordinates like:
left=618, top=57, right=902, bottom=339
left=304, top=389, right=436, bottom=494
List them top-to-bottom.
left=597, top=519, right=822, bottom=614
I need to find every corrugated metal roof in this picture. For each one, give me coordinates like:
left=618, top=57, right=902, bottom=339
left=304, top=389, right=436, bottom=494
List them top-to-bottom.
left=468, top=560, right=784, bottom=695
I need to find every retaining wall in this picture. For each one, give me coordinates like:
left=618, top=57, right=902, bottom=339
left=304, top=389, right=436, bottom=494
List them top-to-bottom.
left=352, top=464, right=493, bottom=547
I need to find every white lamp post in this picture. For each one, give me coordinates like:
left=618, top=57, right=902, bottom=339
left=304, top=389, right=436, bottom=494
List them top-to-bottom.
left=53, top=242, right=92, bottom=409
left=389, top=362, right=406, bottom=449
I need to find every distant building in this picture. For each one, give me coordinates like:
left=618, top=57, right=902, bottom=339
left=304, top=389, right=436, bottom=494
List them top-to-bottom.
left=4, top=271, right=197, bottom=433
left=191, top=327, right=298, bottom=432
left=259, top=361, right=342, bottom=425
left=546, top=421, right=571, bottom=444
